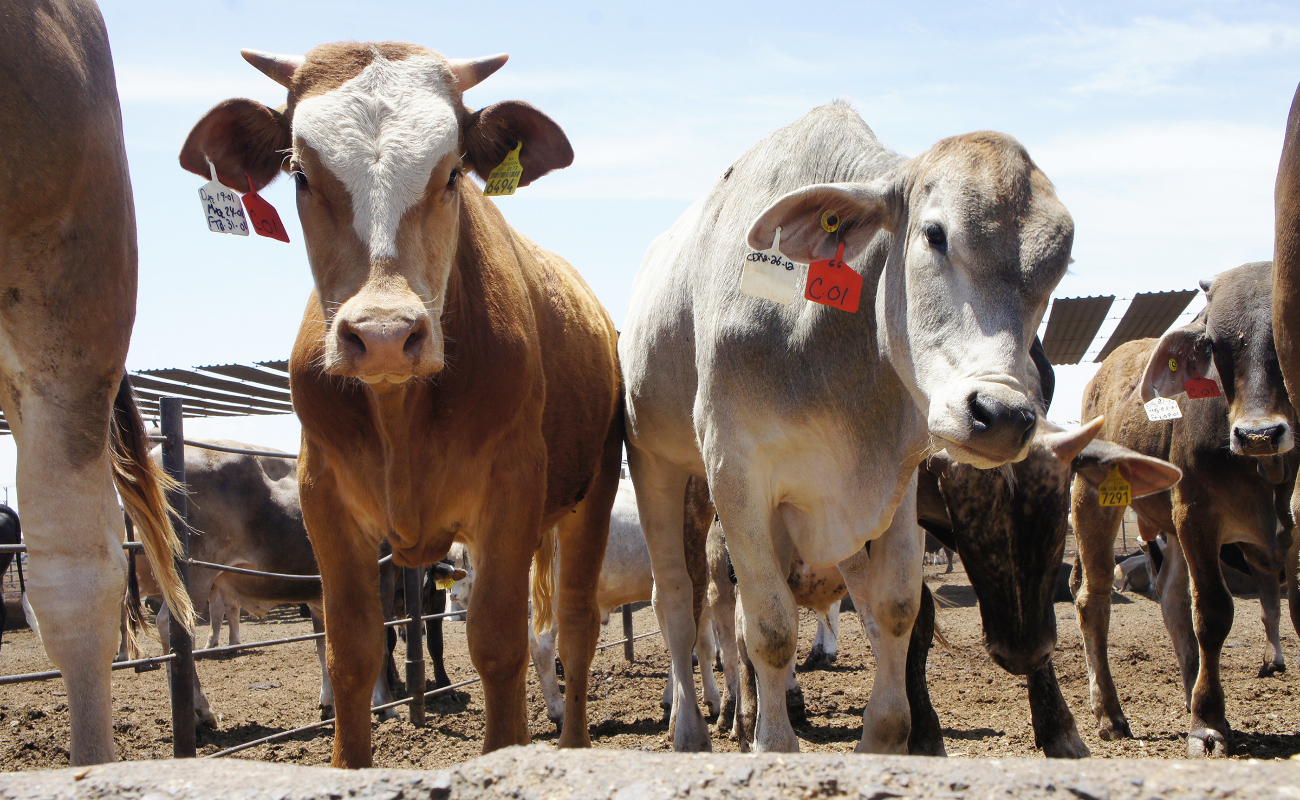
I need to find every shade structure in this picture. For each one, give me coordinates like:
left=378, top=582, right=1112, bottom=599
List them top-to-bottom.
left=1093, top=290, right=1198, bottom=363
left=1039, top=296, right=1115, bottom=365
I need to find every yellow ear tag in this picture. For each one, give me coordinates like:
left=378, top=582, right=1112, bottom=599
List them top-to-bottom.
left=483, top=142, right=524, bottom=196
left=820, top=210, right=840, bottom=233
left=1168, top=358, right=1178, bottom=372
left=1098, top=466, right=1131, bottom=507
left=435, top=577, right=457, bottom=591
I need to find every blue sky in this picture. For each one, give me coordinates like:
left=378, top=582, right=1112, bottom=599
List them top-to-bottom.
left=3, top=0, right=1299, bottom=491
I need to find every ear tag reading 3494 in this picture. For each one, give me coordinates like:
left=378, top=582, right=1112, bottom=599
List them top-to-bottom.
left=483, top=142, right=524, bottom=196
left=198, top=158, right=248, bottom=236
left=241, top=176, right=289, bottom=243
left=740, top=227, right=802, bottom=305
left=805, top=241, right=862, bottom=313
left=1182, top=368, right=1220, bottom=399
left=1144, top=397, right=1183, bottom=421
left=1098, top=466, right=1131, bottom=507
left=435, top=577, right=457, bottom=591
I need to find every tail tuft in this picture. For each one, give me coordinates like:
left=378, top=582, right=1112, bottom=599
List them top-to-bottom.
left=530, top=526, right=558, bottom=637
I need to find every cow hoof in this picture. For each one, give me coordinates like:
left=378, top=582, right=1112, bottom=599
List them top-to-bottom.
left=800, top=649, right=837, bottom=671
left=1258, top=660, right=1285, bottom=678
left=786, top=688, right=808, bottom=726
left=704, top=698, right=720, bottom=718
left=659, top=704, right=672, bottom=726
left=319, top=705, right=335, bottom=721
left=375, top=707, right=400, bottom=722
left=550, top=716, right=563, bottom=735
left=1097, top=718, right=1132, bottom=741
left=1187, top=727, right=1228, bottom=759
left=1041, top=732, right=1091, bottom=759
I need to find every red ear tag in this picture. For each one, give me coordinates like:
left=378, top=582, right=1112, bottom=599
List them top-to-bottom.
left=242, top=177, right=289, bottom=243
left=804, top=241, right=862, bottom=313
left=1183, top=369, right=1220, bottom=399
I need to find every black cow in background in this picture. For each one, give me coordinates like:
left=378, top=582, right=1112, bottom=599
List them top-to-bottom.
left=0, top=503, right=19, bottom=652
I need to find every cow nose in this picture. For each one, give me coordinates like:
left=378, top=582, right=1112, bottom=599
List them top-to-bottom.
left=336, top=315, right=429, bottom=379
left=967, top=392, right=1036, bottom=449
left=1232, top=422, right=1291, bottom=456
left=987, top=638, right=1053, bottom=676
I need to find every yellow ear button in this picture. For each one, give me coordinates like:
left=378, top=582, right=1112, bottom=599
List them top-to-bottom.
left=820, top=210, right=840, bottom=233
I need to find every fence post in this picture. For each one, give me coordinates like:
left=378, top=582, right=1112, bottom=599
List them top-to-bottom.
left=160, top=398, right=196, bottom=758
left=403, top=566, right=425, bottom=727
left=622, top=604, right=635, bottom=662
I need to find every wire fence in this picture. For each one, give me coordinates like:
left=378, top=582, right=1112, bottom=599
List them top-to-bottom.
left=0, top=395, right=658, bottom=759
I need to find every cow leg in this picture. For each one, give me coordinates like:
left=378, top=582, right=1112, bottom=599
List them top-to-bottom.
left=627, top=448, right=710, bottom=751
left=300, top=477, right=385, bottom=768
left=1070, top=483, right=1131, bottom=740
left=839, top=488, right=922, bottom=755
left=1178, top=520, right=1234, bottom=759
left=1287, top=527, right=1300, bottom=642
left=1154, top=534, right=1198, bottom=708
left=467, top=537, right=534, bottom=752
left=1238, top=542, right=1285, bottom=677
left=425, top=580, right=451, bottom=689
left=904, top=581, right=945, bottom=756
left=207, top=592, right=226, bottom=649
left=733, top=595, right=758, bottom=750
left=226, top=599, right=241, bottom=646
left=804, top=601, right=840, bottom=670
left=157, top=604, right=216, bottom=728
left=695, top=608, right=722, bottom=717
left=312, top=609, right=335, bottom=720
left=530, top=620, right=564, bottom=730
left=784, top=656, right=806, bottom=726
left=1027, top=659, right=1089, bottom=758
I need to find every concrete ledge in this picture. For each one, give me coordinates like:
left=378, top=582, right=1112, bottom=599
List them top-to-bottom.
left=3, top=746, right=1299, bottom=800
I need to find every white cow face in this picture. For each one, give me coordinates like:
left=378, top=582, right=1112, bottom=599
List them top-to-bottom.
left=750, top=132, right=1072, bottom=468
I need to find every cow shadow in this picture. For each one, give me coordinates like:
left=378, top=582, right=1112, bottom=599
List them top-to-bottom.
left=933, top=584, right=977, bottom=608
left=588, top=714, right=674, bottom=740
left=198, top=720, right=331, bottom=749
left=942, top=726, right=1004, bottom=741
left=1231, top=730, right=1300, bottom=759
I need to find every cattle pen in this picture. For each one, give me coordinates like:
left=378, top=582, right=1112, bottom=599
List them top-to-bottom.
left=0, top=392, right=659, bottom=761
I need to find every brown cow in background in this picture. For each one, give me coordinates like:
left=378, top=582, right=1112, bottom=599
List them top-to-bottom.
left=180, top=42, right=622, bottom=768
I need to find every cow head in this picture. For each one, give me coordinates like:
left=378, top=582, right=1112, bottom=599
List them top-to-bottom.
left=180, top=42, right=573, bottom=388
left=748, top=133, right=1072, bottom=468
left=1141, top=262, right=1295, bottom=458
left=920, top=418, right=1181, bottom=675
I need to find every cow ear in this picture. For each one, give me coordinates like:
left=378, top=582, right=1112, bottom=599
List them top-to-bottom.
left=180, top=98, right=291, bottom=191
left=463, top=101, right=573, bottom=187
left=747, top=180, right=897, bottom=264
left=1139, top=322, right=1217, bottom=402
left=1073, top=439, right=1182, bottom=499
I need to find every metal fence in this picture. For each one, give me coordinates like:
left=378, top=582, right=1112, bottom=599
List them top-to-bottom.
left=0, top=395, right=657, bottom=759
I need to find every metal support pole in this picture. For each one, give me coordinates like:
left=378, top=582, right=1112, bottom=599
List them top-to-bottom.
left=160, top=398, right=195, bottom=758
left=403, top=566, right=425, bottom=726
left=622, top=604, right=635, bottom=662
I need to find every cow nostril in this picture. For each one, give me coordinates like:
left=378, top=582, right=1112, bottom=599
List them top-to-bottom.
left=338, top=322, right=366, bottom=355
left=403, top=325, right=427, bottom=357
left=968, top=392, right=993, bottom=430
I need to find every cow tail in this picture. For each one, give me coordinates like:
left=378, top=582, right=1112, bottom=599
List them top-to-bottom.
left=109, top=376, right=194, bottom=629
left=530, top=525, right=558, bottom=637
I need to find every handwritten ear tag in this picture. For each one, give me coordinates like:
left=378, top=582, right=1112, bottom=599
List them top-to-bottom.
left=483, top=142, right=524, bottom=196
left=198, top=158, right=248, bottom=236
left=241, top=177, right=289, bottom=243
left=740, top=227, right=802, bottom=305
left=805, top=241, right=862, bottom=313
left=1182, top=370, right=1220, bottom=399
left=1144, top=397, right=1183, bottom=421
left=1097, top=466, right=1131, bottom=507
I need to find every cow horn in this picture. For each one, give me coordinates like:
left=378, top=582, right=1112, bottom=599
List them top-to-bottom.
left=241, top=49, right=304, bottom=89
left=447, top=54, right=509, bottom=92
left=1043, top=416, right=1105, bottom=465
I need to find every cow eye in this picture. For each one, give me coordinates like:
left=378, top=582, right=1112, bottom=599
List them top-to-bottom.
left=447, top=167, right=460, bottom=191
left=293, top=170, right=309, bottom=192
left=923, top=222, right=947, bottom=254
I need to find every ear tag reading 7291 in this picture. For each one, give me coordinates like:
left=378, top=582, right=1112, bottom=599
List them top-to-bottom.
left=483, top=142, right=523, bottom=196
left=198, top=158, right=248, bottom=236
left=241, top=176, right=289, bottom=243
left=740, top=227, right=802, bottom=305
left=805, top=241, right=862, bottom=312
left=1098, top=466, right=1131, bottom=507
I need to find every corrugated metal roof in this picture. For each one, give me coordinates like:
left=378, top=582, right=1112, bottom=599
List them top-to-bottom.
left=1093, top=290, right=1198, bottom=363
left=1040, top=295, right=1115, bottom=365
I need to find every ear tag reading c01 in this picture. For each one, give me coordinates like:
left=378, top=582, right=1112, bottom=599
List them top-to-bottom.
left=483, top=141, right=524, bottom=196
left=198, top=158, right=248, bottom=236
left=241, top=176, right=289, bottom=243
left=740, top=227, right=802, bottom=305
left=805, top=241, right=862, bottom=313
left=1182, top=369, right=1220, bottom=399
left=1144, top=396, right=1182, bottom=421
left=1098, top=466, right=1131, bottom=507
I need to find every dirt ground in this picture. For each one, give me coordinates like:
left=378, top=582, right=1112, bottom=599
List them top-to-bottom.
left=1, top=561, right=1298, bottom=772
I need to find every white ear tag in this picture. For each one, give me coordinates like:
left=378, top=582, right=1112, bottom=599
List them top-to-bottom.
left=198, top=158, right=249, bottom=236
left=740, top=227, right=803, bottom=305
left=1144, top=397, right=1182, bottom=422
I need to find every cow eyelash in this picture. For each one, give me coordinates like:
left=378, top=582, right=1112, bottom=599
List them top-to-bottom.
left=291, top=167, right=309, bottom=192
left=446, top=167, right=460, bottom=190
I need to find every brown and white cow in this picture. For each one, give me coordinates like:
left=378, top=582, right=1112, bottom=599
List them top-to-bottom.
left=0, top=0, right=191, bottom=765
left=180, top=42, right=622, bottom=767
left=1074, top=261, right=1299, bottom=758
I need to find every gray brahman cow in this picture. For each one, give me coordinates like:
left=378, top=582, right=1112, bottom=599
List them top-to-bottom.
left=620, top=101, right=1073, bottom=752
